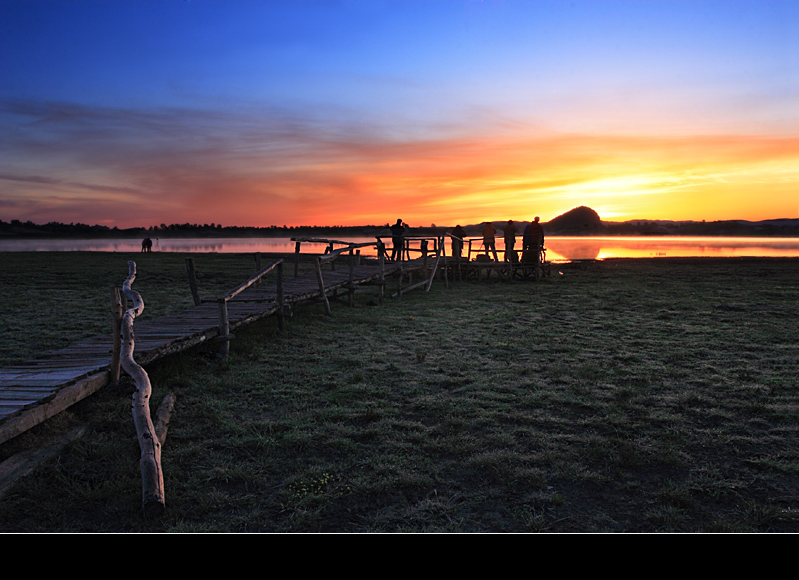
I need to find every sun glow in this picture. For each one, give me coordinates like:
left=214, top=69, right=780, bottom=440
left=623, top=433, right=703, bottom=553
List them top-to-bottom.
left=3, top=123, right=798, bottom=227
left=301, top=133, right=799, bottom=227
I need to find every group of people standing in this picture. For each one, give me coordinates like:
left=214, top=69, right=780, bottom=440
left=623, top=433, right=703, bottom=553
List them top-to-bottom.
left=388, top=217, right=544, bottom=263
left=472, top=217, right=544, bottom=262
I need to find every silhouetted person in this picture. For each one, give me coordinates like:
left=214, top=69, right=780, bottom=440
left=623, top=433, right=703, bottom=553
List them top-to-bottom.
left=523, top=217, right=544, bottom=252
left=390, top=219, right=406, bottom=261
left=504, top=220, right=518, bottom=262
left=482, top=222, right=499, bottom=261
left=451, top=224, right=466, bottom=259
left=141, top=238, right=153, bottom=252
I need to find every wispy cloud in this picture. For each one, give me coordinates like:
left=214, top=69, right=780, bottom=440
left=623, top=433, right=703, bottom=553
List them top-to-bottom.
left=2, top=97, right=798, bottom=227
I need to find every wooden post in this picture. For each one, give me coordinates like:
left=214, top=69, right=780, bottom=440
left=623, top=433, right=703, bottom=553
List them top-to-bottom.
left=440, top=236, right=449, bottom=289
left=423, top=238, right=445, bottom=292
left=294, top=241, right=301, bottom=277
left=328, top=243, right=335, bottom=270
left=535, top=243, right=542, bottom=281
left=348, top=247, right=355, bottom=306
left=378, top=249, right=385, bottom=304
left=315, top=257, right=332, bottom=315
left=185, top=258, right=201, bottom=306
left=120, top=261, right=165, bottom=517
left=277, top=261, right=285, bottom=331
left=397, top=262, right=403, bottom=297
left=109, top=286, right=123, bottom=384
left=218, top=299, right=230, bottom=358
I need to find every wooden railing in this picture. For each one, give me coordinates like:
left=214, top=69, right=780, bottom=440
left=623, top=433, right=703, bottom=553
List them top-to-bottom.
left=375, top=234, right=444, bottom=264
left=391, top=235, right=448, bottom=296
left=290, top=237, right=363, bottom=277
left=463, top=237, right=546, bottom=281
left=314, top=241, right=385, bottom=314
left=208, top=259, right=286, bottom=357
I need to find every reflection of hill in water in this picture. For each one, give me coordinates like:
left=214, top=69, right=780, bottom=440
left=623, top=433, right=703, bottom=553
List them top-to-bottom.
left=545, top=239, right=601, bottom=261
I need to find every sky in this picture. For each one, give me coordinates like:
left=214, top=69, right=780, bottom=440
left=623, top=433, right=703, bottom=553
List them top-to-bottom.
left=1, top=0, right=797, bottom=229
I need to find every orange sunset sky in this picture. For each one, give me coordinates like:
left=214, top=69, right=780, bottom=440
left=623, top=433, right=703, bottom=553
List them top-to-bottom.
left=1, top=1, right=797, bottom=229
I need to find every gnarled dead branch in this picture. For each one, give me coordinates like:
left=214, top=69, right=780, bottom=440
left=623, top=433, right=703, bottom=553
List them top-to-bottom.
left=120, top=260, right=165, bottom=517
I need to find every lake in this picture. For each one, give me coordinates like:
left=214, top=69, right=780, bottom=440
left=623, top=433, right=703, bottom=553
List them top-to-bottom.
left=2, top=236, right=799, bottom=262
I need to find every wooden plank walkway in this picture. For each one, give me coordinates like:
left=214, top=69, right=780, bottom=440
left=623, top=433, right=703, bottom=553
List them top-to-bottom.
left=0, top=255, right=426, bottom=444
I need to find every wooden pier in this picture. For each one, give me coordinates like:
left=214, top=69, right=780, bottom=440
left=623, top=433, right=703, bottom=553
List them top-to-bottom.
left=0, top=236, right=456, bottom=445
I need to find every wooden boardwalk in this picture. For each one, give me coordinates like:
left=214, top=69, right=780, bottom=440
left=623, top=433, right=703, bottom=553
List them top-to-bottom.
left=0, top=233, right=546, bottom=445
left=0, top=247, right=438, bottom=445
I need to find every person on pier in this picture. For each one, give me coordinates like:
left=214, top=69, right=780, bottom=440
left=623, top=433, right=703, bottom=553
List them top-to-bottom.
left=523, top=216, right=544, bottom=252
left=522, top=217, right=545, bottom=268
left=390, top=218, right=406, bottom=262
left=503, top=220, right=518, bottom=262
left=481, top=222, right=499, bottom=261
left=451, top=224, right=466, bottom=259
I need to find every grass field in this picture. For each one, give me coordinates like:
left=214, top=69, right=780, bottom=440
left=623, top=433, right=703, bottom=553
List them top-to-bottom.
left=1, top=251, right=798, bottom=532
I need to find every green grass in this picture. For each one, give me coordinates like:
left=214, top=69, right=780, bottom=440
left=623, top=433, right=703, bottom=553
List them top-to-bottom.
left=1, top=253, right=798, bottom=532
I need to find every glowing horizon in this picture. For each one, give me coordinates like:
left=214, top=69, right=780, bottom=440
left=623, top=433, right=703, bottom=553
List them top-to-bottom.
left=1, top=1, right=797, bottom=229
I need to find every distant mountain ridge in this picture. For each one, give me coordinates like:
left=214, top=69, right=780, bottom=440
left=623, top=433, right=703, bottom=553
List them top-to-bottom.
left=465, top=206, right=799, bottom=237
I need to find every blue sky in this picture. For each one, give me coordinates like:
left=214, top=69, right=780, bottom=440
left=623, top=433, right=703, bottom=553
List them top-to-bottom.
left=1, top=0, right=797, bottom=227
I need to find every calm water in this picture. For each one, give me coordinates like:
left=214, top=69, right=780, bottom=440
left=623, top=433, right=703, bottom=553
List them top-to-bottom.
left=2, top=236, right=799, bottom=262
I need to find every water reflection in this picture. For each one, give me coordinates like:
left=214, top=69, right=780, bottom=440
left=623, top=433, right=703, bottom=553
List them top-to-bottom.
left=1, top=236, right=799, bottom=261
left=545, top=237, right=799, bottom=261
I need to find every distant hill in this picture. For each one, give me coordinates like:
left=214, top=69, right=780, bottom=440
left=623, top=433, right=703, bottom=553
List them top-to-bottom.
left=458, top=206, right=799, bottom=237
left=545, top=206, right=602, bottom=234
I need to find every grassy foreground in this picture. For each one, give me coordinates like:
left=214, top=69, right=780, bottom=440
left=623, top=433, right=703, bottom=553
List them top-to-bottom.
left=1, top=252, right=798, bottom=532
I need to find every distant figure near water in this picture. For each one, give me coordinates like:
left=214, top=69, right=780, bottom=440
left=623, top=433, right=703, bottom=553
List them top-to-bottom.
left=390, top=219, right=406, bottom=262
left=141, top=238, right=153, bottom=252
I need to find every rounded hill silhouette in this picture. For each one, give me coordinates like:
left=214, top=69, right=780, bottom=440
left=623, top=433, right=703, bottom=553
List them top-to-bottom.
left=545, top=206, right=602, bottom=234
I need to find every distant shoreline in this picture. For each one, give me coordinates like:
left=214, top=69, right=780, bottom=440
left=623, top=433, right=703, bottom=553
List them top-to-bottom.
left=3, top=214, right=799, bottom=239
left=3, top=226, right=799, bottom=239
left=2, top=230, right=798, bottom=239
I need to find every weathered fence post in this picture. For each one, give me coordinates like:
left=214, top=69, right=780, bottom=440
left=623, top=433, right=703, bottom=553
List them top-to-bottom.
left=435, top=236, right=448, bottom=290
left=535, top=241, right=542, bottom=281
left=348, top=247, right=356, bottom=306
left=378, top=249, right=386, bottom=304
left=315, top=256, right=332, bottom=315
left=185, top=258, right=201, bottom=306
left=120, top=260, right=165, bottom=517
left=277, top=261, right=285, bottom=331
left=397, top=261, right=404, bottom=297
left=109, top=286, right=123, bottom=384
left=217, top=298, right=230, bottom=358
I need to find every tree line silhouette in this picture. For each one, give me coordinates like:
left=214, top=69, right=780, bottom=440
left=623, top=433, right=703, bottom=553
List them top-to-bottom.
left=3, top=211, right=799, bottom=239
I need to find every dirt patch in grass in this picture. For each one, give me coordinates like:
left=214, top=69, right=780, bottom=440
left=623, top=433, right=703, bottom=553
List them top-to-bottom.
left=1, top=254, right=798, bottom=532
